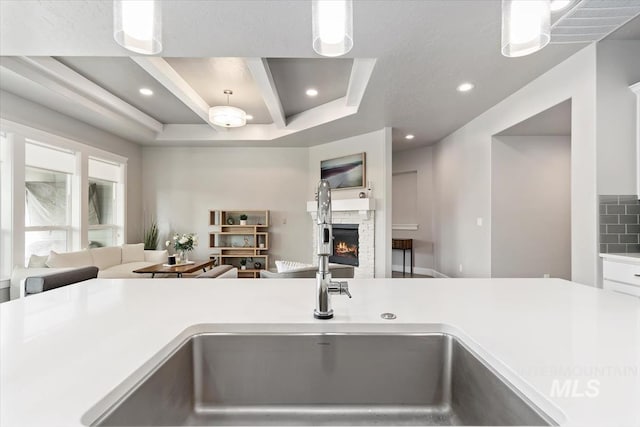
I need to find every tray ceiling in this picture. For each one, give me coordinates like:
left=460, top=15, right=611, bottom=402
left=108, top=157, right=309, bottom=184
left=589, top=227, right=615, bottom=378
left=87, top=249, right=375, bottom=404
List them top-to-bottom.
left=0, top=1, right=638, bottom=149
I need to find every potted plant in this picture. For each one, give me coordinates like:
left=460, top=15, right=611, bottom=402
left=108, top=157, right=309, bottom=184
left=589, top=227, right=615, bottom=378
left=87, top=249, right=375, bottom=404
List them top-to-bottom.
left=239, top=214, right=248, bottom=226
left=143, top=218, right=158, bottom=250
left=166, top=232, right=198, bottom=263
left=239, top=258, right=247, bottom=270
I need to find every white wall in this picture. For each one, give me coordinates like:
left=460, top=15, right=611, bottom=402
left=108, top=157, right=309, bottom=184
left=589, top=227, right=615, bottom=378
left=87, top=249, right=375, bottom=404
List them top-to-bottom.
left=596, top=40, right=640, bottom=195
left=433, top=45, right=598, bottom=285
left=0, top=91, right=143, bottom=240
left=144, top=128, right=392, bottom=274
left=308, top=128, right=393, bottom=277
left=491, top=136, right=571, bottom=279
left=392, top=145, right=435, bottom=272
left=142, top=147, right=310, bottom=266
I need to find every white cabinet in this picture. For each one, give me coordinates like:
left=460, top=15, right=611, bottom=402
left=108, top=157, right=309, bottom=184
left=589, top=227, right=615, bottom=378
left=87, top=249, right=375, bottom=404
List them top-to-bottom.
left=632, top=82, right=640, bottom=197
left=602, top=258, right=640, bottom=298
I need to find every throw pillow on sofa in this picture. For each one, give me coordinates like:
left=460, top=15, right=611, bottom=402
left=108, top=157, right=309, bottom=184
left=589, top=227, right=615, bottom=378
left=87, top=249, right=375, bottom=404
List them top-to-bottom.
left=122, top=243, right=145, bottom=263
left=90, top=246, right=122, bottom=270
left=144, top=249, right=168, bottom=264
left=46, top=250, right=94, bottom=268
left=27, top=254, right=49, bottom=268
left=275, top=260, right=313, bottom=273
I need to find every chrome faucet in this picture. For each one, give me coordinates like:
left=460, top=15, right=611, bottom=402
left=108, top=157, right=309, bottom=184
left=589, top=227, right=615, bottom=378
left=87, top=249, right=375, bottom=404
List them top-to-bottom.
left=314, top=180, right=352, bottom=320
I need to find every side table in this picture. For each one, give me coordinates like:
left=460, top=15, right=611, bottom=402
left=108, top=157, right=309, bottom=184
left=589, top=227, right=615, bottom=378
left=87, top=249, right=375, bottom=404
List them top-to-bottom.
left=392, top=238, right=413, bottom=276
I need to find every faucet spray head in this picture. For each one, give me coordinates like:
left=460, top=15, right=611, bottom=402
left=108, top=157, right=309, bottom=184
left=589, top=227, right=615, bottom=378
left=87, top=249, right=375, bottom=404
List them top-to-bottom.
left=317, top=180, right=333, bottom=256
left=317, top=180, right=332, bottom=225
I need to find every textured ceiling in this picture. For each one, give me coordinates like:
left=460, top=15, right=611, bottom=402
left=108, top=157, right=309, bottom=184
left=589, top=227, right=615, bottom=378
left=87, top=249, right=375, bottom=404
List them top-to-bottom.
left=0, top=1, right=637, bottom=149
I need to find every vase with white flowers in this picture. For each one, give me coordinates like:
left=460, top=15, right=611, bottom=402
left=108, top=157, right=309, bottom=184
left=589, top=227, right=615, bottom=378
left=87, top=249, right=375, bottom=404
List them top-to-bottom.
left=166, top=233, right=198, bottom=263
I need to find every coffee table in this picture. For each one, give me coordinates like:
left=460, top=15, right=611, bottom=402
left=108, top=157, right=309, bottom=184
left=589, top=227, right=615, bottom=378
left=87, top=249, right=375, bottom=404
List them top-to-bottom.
left=133, top=260, right=215, bottom=278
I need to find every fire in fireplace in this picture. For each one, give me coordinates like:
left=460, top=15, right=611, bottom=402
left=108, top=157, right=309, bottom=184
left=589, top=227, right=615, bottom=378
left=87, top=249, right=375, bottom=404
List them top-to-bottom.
left=330, top=224, right=359, bottom=267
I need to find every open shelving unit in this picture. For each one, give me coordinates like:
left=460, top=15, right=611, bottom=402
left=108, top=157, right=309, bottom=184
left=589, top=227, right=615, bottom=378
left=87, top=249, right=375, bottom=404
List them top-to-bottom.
left=208, top=210, right=269, bottom=278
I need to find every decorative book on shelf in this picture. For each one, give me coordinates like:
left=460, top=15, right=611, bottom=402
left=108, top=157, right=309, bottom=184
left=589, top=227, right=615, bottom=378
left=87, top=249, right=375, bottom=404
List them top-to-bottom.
left=208, top=210, right=270, bottom=278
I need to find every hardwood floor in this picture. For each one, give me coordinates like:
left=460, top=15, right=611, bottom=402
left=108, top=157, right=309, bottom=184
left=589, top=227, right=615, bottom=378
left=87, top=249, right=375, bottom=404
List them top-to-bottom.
left=391, top=271, right=433, bottom=278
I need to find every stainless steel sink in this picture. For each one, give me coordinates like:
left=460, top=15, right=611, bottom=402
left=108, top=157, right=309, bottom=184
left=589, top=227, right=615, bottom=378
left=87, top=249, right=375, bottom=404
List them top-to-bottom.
left=92, top=333, right=556, bottom=426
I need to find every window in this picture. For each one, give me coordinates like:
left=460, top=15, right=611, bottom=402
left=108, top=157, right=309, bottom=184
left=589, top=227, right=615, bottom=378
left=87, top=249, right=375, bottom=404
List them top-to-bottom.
left=1, top=123, right=128, bottom=282
left=0, top=131, right=11, bottom=280
left=24, top=141, right=75, bottom=263
left=88, top=157, right=123, bottom=248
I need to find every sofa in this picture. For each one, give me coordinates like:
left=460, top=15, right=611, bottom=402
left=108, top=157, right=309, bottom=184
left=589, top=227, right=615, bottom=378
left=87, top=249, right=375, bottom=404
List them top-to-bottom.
left=10, top=243, right=169, bottom=299
left=196, top=264, right=237, bottom=278
left=24, top=266, right=99, bottom=296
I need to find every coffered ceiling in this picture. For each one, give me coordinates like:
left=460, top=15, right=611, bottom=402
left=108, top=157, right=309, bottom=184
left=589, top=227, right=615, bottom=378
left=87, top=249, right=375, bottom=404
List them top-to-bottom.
left=0, top=1, right=639, bottom=150
left=55, top=56, right=204, bottom=124
left=164, top=57, right=274, bottom=124
left=267, top=58, right=353, bottom=118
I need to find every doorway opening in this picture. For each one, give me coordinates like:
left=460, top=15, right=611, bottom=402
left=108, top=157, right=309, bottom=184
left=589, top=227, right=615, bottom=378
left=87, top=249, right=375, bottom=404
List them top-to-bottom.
left=491, top=100, right=572, bottom=280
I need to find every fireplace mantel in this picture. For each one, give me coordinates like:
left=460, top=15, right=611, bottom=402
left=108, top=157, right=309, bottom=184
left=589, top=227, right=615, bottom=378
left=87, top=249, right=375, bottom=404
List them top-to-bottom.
left=306, top=198, right=375, bottom=214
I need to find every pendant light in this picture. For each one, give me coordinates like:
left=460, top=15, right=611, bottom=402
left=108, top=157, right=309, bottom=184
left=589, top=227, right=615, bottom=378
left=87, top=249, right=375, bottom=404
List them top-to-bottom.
left=113, top=0, right=162, bottom=55
left=312, top=0, right=353, bottom=57
left=501, top=0, right=551, bottom=57
left=209, top=90, right=247, bottom=128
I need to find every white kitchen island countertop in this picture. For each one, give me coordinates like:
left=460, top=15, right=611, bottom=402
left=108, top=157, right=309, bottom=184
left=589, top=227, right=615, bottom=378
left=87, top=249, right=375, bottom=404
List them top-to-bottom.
left=600, top=252, right=640, bottom=264
left=1, top=278, right=639, bottom=427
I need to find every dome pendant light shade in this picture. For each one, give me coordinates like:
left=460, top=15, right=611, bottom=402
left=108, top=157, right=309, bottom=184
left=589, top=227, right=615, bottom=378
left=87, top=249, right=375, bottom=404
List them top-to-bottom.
left=113, top=0, right=162, bottom=55
left=312, top=0, right=353, bottom=57
left=501, top=0, right=550, bottom=58
left=209, top=90, right=247, bottom=128
left=209, top=106, right=247, bottom=128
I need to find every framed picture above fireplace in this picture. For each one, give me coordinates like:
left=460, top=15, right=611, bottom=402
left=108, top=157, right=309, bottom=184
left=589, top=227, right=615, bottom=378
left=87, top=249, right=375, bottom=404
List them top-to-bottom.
left=320, top=152, right=366, bottom=190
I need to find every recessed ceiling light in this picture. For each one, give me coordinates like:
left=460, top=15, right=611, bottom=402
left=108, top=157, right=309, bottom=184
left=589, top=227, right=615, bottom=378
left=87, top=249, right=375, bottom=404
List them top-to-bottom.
left=550, top=0, right=572, bottom=12
left=457, top=82, right=474, bottom=92
left=139, top=87, right=153, bottom=96
left=306, top=88, right=319, bottom=97
left=246, top=114, right=254, bottom=120
left=405, top=134, right=415, bottom=140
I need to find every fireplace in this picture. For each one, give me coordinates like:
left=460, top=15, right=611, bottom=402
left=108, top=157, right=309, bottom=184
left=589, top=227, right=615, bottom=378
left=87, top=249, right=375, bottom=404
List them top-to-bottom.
left=308, top=197, right=375, bottom=278
left=330, top=224, right=359, bottom=267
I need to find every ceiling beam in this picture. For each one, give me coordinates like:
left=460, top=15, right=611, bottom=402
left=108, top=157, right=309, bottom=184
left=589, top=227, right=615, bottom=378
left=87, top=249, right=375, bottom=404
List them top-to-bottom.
left=4, top=55, right=377, bottom=144
left=0, top=56, right=163, bottom=135
left=131, top=57, right=218, bottom=130
left=154, top=58, right=377, bottom=142
left=245, top=58, right=287, bottom=129
left=346, top=58, right=377, bottom=108
left=156, top=96, right=358, bottom=142
left=286, top=97, right=358, bottom=131
left=156, top=123, right=295, bottom=142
